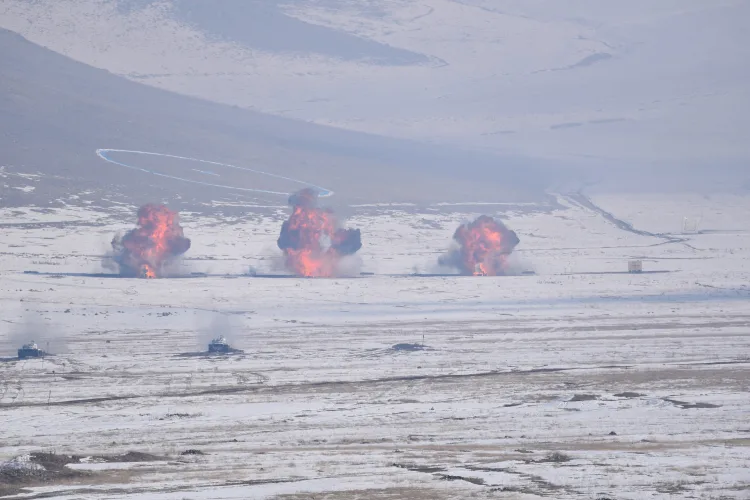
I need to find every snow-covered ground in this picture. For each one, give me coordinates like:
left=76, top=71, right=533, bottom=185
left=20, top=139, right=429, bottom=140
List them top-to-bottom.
left=2, top=0, right=748, bottom=172
left=1, top=193, right=749, bottom=498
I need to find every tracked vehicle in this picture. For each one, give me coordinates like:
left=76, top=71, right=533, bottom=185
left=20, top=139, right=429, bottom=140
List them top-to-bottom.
left=208, top=335, right=232, bottom=354
left=18, top=341, right=45, bottom=360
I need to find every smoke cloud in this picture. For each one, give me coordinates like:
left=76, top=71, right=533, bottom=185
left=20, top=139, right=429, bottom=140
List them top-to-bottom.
left=277, top=188, right=362, bottom=277
left=111, top=204, right=191, bottom=278
left=439, top=215, right=520, bottom=275
left=3, top=309, right=67, bottom=358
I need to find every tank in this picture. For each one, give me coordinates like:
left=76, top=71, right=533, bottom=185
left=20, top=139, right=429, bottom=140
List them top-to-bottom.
left=208, top=335, right=231, bottom=354
left=18, top=341, right=45, bottom=360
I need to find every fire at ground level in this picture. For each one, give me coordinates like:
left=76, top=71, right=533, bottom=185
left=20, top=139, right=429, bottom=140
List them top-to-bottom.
left=23, top=269, right=682, bottom=280
left=22, top=271, right=543, bottom=279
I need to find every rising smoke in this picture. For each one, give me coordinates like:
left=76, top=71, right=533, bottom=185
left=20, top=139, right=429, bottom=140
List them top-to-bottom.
left=277, top=188, right=362, bottom=277
left=111, top=204, right=191, bottom=278
left=438, top=215, right=520, bottom=275
left=4, top=309, right=66, bottom=358
left=197, top=312, right=238, bottom=350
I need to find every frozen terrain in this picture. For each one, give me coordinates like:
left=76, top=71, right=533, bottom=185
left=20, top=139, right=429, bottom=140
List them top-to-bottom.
left=1, top=2, right=749, bottom=496
left=1, top=192, right=749, bottom=498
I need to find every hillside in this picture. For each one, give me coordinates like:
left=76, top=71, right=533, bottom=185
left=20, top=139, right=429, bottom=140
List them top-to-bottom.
left=0, top=28, right=550, bottom=212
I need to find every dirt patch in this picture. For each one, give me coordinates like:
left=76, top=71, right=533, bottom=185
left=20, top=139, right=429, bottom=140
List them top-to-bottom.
left=614, top=391, right=645, bottom=398
left=570, top=394, right=599, bottom=402
left=662, top=398, right=721, bottom=409
left=158, top=412, right=199, bottom=421
left=180, top=449, right=206, bottom=456
left=0, top=450, right=166, bottom=497
left=97, top=451, right=165, bottom=463
left=536, top=451, right=572, bottom=463
left=0, top=452, right=86, bottom=497
left=391, top=462, right=444, bottom=474
left=467, top=463, right=564, bottom=493
left=437, top=473, right=485, bottom=485
left=655, top=481, right=694, bottom=494
left=0, top=486, right=20, bottom=497
left=273, top=487, right=450, bottom=499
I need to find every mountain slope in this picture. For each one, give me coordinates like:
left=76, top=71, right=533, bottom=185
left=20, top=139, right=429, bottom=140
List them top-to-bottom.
left=2, top=0, right=747, bottom=183
left=0, top=28, right=552, bottom=212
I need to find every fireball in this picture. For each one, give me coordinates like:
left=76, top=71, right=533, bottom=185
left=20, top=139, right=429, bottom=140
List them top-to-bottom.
left=277, top=189, right=362, bottom=277
left=112, top=204, right=191, bottom=278
left=439, top=215, right=519, bottom=276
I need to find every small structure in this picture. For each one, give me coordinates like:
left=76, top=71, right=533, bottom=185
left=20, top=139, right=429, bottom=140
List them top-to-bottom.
left=628, top=260, right=643, bottom=273
left=208, top=335, right=233, bottom=354
left=17, top=341, right=45, bottom=360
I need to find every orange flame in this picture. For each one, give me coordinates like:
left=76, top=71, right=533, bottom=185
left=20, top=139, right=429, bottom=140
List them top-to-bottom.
left=277, top=189, right=362, bottom=277
left=113, top=204, right=191, bottom=278
left=286, top=204, right=335, bottom=277
left=440, top=215, right=520, bottom=276
left=474, top=263, right=488, bottom=276
left=140, top=265, right=157, bottom=279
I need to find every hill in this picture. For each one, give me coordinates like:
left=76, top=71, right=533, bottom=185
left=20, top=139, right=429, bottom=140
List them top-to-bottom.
left=0, top=28, right=552, bottom=213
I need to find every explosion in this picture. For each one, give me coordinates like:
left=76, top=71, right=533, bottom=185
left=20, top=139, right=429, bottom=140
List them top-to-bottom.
left=277, top=188, right=362, bottom=277
left=111, top=204, right=191, bottom=278
left=438, top=215, right=520, bottom=276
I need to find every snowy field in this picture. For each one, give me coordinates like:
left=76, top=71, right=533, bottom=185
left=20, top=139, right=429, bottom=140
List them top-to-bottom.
left=1, top=193, right=749, bottom=498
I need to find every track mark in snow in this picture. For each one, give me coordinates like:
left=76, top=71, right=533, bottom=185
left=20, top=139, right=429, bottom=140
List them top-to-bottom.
left=95, top=149, right=334, bottom=197
left=562, top=191, right=694, bottom=248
